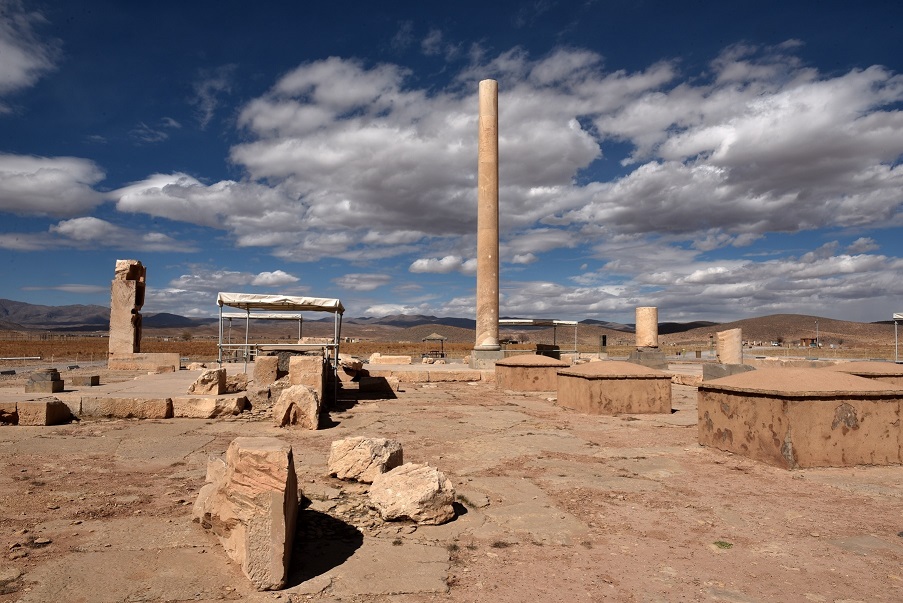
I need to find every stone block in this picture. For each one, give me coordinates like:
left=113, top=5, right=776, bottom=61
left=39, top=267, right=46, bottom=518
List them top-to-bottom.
left=469, top=349, right=505, bottom=369
left=626, top=349, right=668, bottom=370
left=108, top=352, right=179, bottom=371
left=369, top=353, right=412, bottom=365
left=496, top=354, right=568, bottom=391
left=288, top=355, right=326, bottom=398
left=253, top=356, right=280, bottom=386
left=557, top=361, right=672, bottom=414
left=187, top=362, right=208, bottom=370
left=703, top=363, right=756, bottom=381
left=188, top=368, right=226, bottom=395
left=698, top=368, right=903, bottom=468
left=28, top=369, right=61, bottom=382
left=429, top=370, right=483, bottom=383
left=224, top=373, right=249, bottom=393
left=70, top=375, right=100, bottom=387
left=358, top=376, right=399, bottom=393
left=24, top=380, right=64, bottom=394
left=273, top=385, right=320, bottom=429
left=80, top=396, right=173, bottom=419
left=172, top=396, right=248, bottom=418
left=16, top=399, right=71, bottom=426
left=0, top=402, right=17, bottom=424
left=193, top=437, right=298, bottom=591
left=328, top=437, right=404, bottom=483
left=369, top=463, right=455, bottom=525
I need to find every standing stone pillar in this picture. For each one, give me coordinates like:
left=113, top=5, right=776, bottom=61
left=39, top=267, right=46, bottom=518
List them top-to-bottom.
left=471, top=80, right=505, bottom=369
left=108, top=259, right=146, bottom=356
left=627, top=306, right=667, bottom=369
left=635, top=307, right=659, bottom=349
left=716, top=328, right=743, bottom=364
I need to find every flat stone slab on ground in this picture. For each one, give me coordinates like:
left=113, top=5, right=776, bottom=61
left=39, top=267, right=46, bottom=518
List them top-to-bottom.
left=171, top=395, right=248, bottom=418
left=79, top=396, right=173, bottom=419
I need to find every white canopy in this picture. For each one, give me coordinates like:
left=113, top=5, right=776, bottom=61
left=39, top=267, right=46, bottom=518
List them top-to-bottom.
left=217, top=292, right=344, bottom=314
left=221, top=312, right=304, bottom=321
left=499, top=319, right=578, bottom=326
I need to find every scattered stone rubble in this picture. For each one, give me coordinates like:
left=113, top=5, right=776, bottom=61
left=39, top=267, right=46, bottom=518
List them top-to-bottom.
left=187, top=368, right=226, bottom=395
left=273, top=384, right=320, bottom=429
left=193, top=437, right=298, bottom=591
left=328, top=437, right=404, bottom=483
left=369, top=463, right=456, bottom=525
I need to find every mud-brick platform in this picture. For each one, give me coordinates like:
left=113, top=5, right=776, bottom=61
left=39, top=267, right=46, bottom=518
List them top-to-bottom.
left=495, top=354, right=569, bottom=391
left=557, top=360, right=672, bottom=414
left=822, top=360, right=903, bottom=386
left=698, top=367, right=903, bottom=469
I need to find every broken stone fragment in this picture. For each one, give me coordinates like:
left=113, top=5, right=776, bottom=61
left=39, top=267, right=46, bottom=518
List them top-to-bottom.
left=187, top=368, right=226, bottom=395
left=224, top=373, right=249, bottom=394
left=273, top=384, right=320, bottom=429
left=192, top=437, right=298, bottom=591
left=328, top=437, right=403, bottom=483
left=369, top=463, right=456, bottom=525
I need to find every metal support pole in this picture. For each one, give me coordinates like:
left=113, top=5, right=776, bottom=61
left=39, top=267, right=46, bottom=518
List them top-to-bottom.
left=217, top=305, right=223, bottom=366
left=244, top=310, right=250, bottom=373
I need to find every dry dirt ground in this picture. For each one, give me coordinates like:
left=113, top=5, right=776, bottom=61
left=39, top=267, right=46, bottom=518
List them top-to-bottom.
left=1, top=365, right=902, bottom=603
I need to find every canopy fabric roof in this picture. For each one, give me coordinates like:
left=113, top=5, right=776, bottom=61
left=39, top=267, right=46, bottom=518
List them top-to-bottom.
left=217, top=292, right=344, bottom=314
left=221, top=312, right=304, bottom=320
left=499, top=318, right=578, bottom=326
left=422, top=333, right=447, bottom=341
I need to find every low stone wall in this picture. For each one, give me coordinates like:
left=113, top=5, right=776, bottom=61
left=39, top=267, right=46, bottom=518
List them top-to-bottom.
left=108, top=352, right=180, bottom=372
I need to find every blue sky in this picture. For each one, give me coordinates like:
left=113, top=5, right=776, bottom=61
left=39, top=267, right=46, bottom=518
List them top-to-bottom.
left=1, top=0, right=902, bottom=323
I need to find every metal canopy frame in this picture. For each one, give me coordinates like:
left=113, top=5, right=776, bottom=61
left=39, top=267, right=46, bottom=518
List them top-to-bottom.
left=216, top=293, right=344, bottom=384
left=895, top=313, right=902, bottom=364
left=498, top=318, right=579, bottom=354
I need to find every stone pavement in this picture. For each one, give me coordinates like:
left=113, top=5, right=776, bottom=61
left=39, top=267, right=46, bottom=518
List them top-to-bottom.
left=1, top=363, right=902, bottom=602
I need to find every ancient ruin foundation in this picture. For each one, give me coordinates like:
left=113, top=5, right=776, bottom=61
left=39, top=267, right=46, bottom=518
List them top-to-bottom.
left=495, top=354, right=569, bottom=391
left=557, top=360, right=672, bottom=414
left=698, top=367, right=903, bottom=468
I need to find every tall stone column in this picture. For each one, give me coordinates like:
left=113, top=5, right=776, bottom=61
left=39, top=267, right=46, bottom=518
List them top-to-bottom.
left=474, top=79, right=500, bottom=352
left=109, top=259, right=146, bottom=356
left=627, top=306, right=667, bottom=370
left=635, top=307, right=659, bottom=349
left=716, top=328, right=743, bottom=364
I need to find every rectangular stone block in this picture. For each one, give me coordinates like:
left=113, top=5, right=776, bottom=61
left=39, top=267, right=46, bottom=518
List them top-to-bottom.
left=108, top=352, right=179, bottom=371
left=289, top=355, right=326, bottom=398
left=369, top=355, right=412, bottom=365
left=253, top=356, right=280, bottom=386
left=29, top=369, right=61, bottom=382
left=430, top=370, right=484, bottom=383
left=70, top=375, right=100, bottom=387
left=24, top=380, right=64, bottom=394
left=80, top=396, right=173, bottom=419
left=172, top=396, right=248, bottom=418
left=17, top=399, right=71, bottom=426
left=0, top=401, right=18, bottom=424
left=193, top=437, right=298, bottom=590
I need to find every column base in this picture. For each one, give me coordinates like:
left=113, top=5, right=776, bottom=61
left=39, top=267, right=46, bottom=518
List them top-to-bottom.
left=470, top=349, right=506, bottom=369
left=626, top=349, right=668, bottom=370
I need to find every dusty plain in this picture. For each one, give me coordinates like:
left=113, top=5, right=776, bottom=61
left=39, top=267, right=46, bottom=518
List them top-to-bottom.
left=1, top=358, right=902, bottom=603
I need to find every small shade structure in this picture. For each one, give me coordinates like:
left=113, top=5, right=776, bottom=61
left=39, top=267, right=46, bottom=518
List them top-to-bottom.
left=216, top=293, right=344, bottom=374
left=895, top=313, right=902, bottom=363
left=499, top=318, right=578, bottom=355
left=422, top=333, right=447, bottom=358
